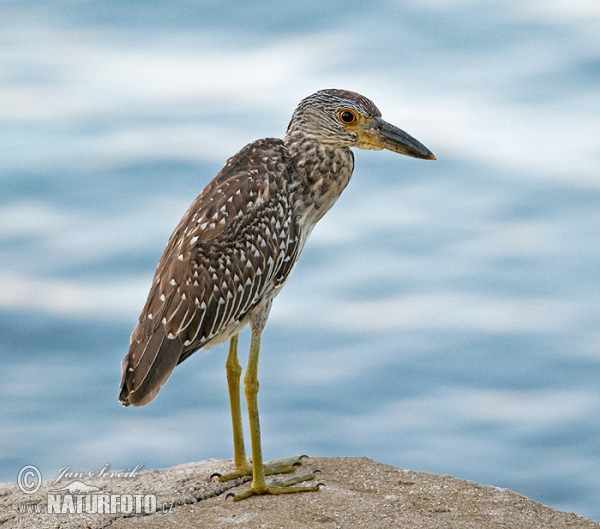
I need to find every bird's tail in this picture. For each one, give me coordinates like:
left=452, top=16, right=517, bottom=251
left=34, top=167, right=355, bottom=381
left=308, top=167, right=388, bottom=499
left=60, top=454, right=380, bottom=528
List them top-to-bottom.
left=119, top=326, right=183, bottom=407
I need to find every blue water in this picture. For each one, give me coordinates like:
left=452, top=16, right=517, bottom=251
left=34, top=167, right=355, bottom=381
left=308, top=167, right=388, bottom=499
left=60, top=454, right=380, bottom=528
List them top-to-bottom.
left=1, top=0, right=600, bottom=520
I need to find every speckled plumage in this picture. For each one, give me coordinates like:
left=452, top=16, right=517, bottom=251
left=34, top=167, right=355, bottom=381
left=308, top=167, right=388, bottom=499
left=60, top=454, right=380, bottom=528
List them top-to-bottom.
left=119, top=88, right=434, bottom=408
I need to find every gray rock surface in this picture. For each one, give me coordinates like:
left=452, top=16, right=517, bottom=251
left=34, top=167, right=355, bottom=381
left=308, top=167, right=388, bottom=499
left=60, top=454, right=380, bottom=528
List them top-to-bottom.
left=1, top=457, right=598, bottom=528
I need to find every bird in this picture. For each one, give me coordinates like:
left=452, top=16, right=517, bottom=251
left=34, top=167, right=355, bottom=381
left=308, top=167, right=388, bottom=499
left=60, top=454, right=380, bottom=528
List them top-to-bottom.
left=119, top=88, right=435, bottom=500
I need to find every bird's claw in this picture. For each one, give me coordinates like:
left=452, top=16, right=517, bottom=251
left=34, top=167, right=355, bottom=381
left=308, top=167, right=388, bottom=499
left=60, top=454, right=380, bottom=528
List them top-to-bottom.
left=215, top=455, right=308, bottom=482
left=228, top=476, right=323, bottom=501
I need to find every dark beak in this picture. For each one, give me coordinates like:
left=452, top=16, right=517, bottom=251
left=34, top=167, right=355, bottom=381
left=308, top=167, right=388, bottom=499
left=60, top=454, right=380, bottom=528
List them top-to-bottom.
left=365, top=118, right=436, bottom=160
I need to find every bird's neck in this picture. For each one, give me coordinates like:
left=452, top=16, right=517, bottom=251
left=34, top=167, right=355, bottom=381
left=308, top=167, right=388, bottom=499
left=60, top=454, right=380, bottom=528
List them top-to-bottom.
left=283, top=134, right=355, bottom=234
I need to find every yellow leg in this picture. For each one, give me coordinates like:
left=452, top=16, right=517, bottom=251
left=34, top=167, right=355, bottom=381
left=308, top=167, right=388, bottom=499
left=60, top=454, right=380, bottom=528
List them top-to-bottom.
left=228, top=331, right=321, bottom=501
left=245, top=331, right=267, bottom=490
left=225, top=334, right=251, bottom=473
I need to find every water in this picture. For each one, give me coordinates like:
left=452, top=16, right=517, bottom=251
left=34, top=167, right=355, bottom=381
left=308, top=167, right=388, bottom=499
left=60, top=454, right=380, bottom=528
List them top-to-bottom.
left=1, top=0, right=600, bottom=520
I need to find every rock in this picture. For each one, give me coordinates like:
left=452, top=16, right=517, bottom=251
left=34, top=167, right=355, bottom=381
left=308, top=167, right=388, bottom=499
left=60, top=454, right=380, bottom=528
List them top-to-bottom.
left=0, top=457, right=598, bottom=528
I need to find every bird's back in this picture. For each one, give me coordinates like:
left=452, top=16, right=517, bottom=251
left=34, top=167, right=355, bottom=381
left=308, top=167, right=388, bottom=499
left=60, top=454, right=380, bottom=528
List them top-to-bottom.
left=119, top=138, right=302, bottom=406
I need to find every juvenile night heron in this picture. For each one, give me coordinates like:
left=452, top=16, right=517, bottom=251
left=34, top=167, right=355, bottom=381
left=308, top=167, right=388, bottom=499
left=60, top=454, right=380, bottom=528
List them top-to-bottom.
left=119, top=89, right=435, bottom=500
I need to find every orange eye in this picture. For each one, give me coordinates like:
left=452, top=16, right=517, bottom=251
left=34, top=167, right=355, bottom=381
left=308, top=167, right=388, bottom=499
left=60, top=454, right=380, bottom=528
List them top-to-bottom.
left=339, top=109, right=357, bottom=124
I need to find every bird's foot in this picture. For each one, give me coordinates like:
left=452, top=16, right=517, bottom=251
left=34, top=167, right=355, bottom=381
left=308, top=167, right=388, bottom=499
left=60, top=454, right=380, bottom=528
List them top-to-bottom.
left=212, top=455, right=308, bottom=482
left=226, top=470, right=323, bottom=501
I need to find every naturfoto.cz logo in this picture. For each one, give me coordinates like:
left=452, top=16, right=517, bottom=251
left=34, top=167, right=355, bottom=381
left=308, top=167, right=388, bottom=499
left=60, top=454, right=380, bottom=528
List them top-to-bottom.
left=17, top=464, right=171, bottom=515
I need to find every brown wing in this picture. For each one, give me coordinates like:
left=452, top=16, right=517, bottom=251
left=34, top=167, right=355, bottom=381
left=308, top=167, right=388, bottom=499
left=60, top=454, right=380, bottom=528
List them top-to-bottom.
left=119, top=138, right=301, bottom=406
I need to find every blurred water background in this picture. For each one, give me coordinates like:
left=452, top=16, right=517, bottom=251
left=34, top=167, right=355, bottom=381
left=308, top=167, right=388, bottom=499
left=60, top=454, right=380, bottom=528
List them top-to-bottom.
left=1, top=0, right=599, bottom=520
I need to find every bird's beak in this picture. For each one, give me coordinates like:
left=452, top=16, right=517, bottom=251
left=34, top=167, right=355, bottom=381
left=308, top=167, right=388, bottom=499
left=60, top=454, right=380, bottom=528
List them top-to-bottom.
left=360, top=118, right=436, bottom=160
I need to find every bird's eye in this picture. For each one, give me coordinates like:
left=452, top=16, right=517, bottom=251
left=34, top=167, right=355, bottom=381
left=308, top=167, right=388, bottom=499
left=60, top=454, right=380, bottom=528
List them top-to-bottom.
left=339, top=110, right=357, bottom=124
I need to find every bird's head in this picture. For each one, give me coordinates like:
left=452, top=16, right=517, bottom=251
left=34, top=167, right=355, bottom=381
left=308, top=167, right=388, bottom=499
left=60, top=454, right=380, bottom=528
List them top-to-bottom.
left=285, top=88, right=435, bottom=160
